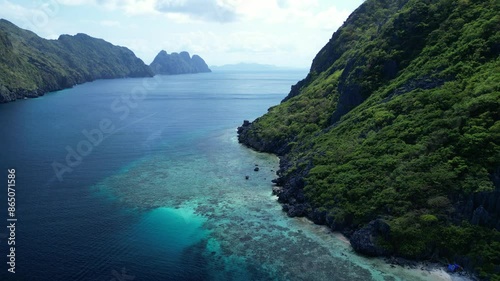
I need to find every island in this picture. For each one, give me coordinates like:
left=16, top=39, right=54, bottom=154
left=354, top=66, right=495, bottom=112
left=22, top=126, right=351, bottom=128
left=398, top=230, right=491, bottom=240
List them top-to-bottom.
left=0, top=19, right=153, bottom=103
left=149, top=50, right=211, bottom=75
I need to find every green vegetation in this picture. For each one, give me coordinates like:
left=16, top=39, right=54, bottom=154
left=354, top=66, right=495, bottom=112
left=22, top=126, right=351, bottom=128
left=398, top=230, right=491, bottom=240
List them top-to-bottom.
left=240, top=0, right=499, bottom=278
left=0, top=19, right=153, bottom=103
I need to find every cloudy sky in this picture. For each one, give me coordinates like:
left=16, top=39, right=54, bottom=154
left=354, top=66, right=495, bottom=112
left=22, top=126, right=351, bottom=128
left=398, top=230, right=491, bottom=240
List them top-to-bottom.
left=0, top=0, right=364, bottom=68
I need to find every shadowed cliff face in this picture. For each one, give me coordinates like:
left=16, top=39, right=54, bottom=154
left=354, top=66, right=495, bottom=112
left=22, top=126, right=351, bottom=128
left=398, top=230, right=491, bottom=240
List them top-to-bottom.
left=238, top=0, right=500, bottom=278
left=0, top=19, right=153, bottom=103
left=150, top=50, right=211, bottom=75
left=191, top=55, right=211, bottom=73
left=455, top=167, right=500, bottom=230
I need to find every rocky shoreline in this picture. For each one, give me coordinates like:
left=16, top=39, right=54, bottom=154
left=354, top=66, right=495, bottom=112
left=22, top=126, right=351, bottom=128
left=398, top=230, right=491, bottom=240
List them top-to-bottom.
left=0, top=72, right=152, bottom=103
left=238, top=120, right=480, bottom=280
left=238, top=120, right=371, bottom=245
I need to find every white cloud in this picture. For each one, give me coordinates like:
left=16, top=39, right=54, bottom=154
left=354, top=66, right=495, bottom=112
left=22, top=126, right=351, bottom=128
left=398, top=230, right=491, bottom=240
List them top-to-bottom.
left=0, top=0, right=364, bottom=67
left=0, top=0, right=62, bottom=36
left=52, top=0, right=350, bottom=26
left=57, top=0, right=94, bottom=5
left=58, top=0, right=158, bottom=14
left=118, top=0, right=159, bottom=14
left=155, top=0, right=237, bottom=22
left=0, top=1, right=41, bottom=24
left=306, top=6, right=351, bottom=31
left=99, top=20, right=120, bottom=27
left=225, top=31, right=280, bottom=53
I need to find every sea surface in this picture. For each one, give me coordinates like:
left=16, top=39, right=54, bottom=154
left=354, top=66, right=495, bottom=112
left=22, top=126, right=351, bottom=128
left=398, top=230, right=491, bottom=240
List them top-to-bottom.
left=0, top=70, right=456, bottom=280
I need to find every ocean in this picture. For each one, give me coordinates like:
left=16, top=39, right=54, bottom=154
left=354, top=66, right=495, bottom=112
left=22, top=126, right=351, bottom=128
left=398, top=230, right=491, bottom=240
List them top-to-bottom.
left=0, top=70, right=456, bottom=280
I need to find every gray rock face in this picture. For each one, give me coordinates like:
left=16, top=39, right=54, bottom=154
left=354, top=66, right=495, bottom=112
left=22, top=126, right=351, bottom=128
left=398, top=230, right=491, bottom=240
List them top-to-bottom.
left=150, top=50, right=211, bottom=75
left=179, top=51, right=190, bottom=62
left=191, top=55, right=211, bottom=73
left=454, top=167, right=500, bottom=230
left=471, top=205, right=490, bottom=226
left=350, top=219, right=392, bottom=257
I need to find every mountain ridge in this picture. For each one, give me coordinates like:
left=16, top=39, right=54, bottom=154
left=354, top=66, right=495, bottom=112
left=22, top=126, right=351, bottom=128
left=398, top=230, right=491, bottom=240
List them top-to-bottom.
left=238, top=0, right=500, bottom=279
left=0, top=19, right=153, bottom=103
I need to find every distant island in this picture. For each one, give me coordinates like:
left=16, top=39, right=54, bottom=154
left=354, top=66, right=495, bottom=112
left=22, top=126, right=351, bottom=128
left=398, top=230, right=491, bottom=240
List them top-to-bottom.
left=0, top=19, right=153, bottom=103
left=0, top=19, right=213, bottom=103
left=150, top=50, right=211, bottom=75
left=211, top=63, right=306, bottom=72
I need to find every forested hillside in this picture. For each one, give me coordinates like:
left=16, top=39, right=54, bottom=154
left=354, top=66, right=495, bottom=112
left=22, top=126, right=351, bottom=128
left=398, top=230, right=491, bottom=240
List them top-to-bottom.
left=238, top=0, right=500, bottom=279
left=0, top=19, right=153, bottom=103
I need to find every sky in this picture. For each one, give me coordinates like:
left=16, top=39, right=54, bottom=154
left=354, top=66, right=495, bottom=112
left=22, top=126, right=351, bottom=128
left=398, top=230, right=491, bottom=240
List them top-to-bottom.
left=0, top=0, right=364, bottom=68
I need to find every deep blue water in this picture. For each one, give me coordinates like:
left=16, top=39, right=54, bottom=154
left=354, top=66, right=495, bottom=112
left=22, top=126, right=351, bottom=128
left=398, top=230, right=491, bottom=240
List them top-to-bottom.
left=0, top=70, right=447, bottom=281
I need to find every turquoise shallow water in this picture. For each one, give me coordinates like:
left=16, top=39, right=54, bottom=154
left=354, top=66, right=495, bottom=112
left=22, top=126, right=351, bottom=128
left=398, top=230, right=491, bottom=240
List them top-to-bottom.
left=0, top=70, right=456, bottom=280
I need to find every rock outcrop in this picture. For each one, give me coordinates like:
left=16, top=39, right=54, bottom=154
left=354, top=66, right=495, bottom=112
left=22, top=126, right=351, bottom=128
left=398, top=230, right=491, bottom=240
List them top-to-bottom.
left=149, top=50, right=211, bottom=75
left=350, top=219, right=392, bottom=257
